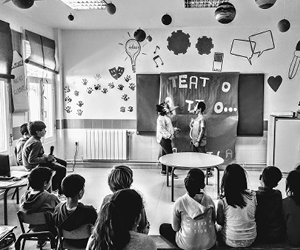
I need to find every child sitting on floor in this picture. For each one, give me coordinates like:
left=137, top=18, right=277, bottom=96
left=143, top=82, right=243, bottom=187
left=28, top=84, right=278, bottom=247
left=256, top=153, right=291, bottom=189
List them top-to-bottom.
left=216, top=164, right=257, bottom=248
left=100, top=165, right=150, bottom=234
left=255, top=166, right=285, bottom=243
left=20, top=167, right=59, bottom=248
left=159, top=168, right=216, bottom=250
left=283, top=170, right=300, bottom=246
left=53, top=174, right=97, bottom=247
left=86, top=189, right=156, bottom=250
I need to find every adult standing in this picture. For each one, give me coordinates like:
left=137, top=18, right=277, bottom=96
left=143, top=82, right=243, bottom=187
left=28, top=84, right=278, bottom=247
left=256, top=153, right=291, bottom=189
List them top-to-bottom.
left=156, top=103, right=179, bottom=178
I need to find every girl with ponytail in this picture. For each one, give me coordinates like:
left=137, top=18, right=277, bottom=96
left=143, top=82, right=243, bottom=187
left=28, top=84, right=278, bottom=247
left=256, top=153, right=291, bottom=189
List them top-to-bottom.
left=86, top=189, right=156, bottom=250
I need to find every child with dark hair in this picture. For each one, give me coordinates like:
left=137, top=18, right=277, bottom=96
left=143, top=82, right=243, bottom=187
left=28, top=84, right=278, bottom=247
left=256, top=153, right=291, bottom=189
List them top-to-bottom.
left=189, top=101, right=207, bottom=153
left=156, top=103, right=179, bottom=178
left=22, top=120, right=67, bottom=194
left=15, top=123, right=30, bottom=165
left=217, top=164, right=257, bottom=248
left=100, top=165, right=150, bottom=234
left=255, top=166, right=285, bottom=243
left=20, top=167, right=59, bottom=247
left=159, top=168, right=216, bottom=250
left=283, top=170, right=300, bottom=246
left=53, top=174, right=97, bottom=247
left=86, top=189, right=156, bottom=250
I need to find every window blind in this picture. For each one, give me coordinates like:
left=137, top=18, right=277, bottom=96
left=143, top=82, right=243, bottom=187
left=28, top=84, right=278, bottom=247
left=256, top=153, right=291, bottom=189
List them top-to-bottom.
left=0, top=20, right=14, bottom=79
left=24, top=30, right=58, bottom=74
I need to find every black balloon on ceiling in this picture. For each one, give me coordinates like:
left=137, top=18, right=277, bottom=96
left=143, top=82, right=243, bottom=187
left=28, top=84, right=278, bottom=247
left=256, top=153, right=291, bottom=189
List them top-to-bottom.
left=12, top=0, right=34, bottom=9
left=106, top=3, right=116, bottom=15
left=68, top=13, right=74, bottom=21
left=162, top=14, right=172, bottom=25
left=278, top=19, right=290, bottom=32
left=134, top=29, right=146, bottom=42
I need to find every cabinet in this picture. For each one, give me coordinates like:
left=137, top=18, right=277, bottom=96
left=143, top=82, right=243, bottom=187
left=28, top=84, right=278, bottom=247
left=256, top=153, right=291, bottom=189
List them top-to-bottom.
left=267, top=116, right=300, bottom=173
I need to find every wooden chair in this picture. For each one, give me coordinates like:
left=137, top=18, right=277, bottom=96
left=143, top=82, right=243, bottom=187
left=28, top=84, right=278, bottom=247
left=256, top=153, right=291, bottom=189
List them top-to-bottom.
left=15, top=211, right=57, bottom=250
left=57, top=223, right=93, bottom=250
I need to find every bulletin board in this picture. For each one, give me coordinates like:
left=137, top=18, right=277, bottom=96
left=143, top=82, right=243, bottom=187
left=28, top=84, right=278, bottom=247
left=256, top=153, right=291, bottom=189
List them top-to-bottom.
left=136, top=73, right=264, bottom=136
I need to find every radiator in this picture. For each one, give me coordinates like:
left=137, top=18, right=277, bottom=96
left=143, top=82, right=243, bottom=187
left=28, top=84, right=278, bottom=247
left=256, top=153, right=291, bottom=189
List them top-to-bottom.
left=84, top=129, right=127, bottom=160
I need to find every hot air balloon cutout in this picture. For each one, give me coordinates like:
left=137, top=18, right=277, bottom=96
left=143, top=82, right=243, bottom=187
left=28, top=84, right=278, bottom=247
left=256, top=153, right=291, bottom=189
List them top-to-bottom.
left=230, top=30, right=275, bottom=65
left=119, top=32, right=147, bottom=73
left=288, top=40, right=300, bottom=79
left=268, top=75, right=282, bottom=92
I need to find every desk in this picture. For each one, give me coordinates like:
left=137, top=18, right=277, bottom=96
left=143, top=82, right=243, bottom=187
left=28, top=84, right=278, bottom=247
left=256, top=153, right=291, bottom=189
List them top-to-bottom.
left=159, top=152, right=224, bottom=202
left=0, top=178, right=28, bottom=225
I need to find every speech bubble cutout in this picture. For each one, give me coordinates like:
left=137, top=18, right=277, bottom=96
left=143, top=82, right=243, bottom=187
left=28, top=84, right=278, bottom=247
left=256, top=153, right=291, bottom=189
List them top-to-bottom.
left=249, top=30, right=275, bottom=57
left=230, top=39, right=256, bottom=65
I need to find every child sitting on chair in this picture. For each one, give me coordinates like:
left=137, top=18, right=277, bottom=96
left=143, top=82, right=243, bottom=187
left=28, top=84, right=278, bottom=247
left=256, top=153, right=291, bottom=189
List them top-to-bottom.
left=15, top=123, right=30, bottom=166
left=100, top=165, right=150, bottom=234
left=20, top=167, right=59, bottom=248
left=53, top=174, right=97, bottom=247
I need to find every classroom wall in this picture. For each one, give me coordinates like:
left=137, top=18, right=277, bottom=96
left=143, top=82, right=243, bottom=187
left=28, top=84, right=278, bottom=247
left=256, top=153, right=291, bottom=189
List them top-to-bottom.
left=59, top=4, right=300, bottom=165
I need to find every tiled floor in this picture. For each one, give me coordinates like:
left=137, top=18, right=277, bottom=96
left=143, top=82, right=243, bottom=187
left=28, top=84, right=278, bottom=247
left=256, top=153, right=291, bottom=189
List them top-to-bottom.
left=1, top=165, right=288, bottom=249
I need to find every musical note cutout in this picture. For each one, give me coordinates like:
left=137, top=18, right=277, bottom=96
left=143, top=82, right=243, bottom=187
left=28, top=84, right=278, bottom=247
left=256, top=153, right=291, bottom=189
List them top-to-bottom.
left=154, top=46, right=160, bottom=54
left=153, top=55, right=164, bottom=68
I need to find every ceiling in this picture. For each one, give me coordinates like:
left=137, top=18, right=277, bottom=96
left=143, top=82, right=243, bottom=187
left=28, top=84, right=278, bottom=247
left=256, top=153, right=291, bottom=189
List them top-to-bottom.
left=2, top=0, right=299, bottom=30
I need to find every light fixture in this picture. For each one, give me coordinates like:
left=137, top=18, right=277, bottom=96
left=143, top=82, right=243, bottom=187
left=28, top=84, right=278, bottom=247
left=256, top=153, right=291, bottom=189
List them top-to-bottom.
left=60, top=0, right=116, bottom=13
left=68, top=13, right=74, bottom=21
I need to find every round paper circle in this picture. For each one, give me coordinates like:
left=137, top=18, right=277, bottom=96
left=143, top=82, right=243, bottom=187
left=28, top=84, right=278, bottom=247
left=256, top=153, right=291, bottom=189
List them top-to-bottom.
left=12, top=0, right=34, bottom=9
left=255, top=0, right=277, bottom=9
left=215, top=2, right=236, bottom=24
left=162, top=14, right=172, bottom=25
left=278, top=19, right=290, bottom=32
left=134, top=29, right=146, bottom=42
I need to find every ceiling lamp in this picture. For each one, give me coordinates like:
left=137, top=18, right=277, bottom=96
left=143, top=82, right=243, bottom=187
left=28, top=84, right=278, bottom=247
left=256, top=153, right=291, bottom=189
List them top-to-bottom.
left=60, top=0, right=115, bottom=13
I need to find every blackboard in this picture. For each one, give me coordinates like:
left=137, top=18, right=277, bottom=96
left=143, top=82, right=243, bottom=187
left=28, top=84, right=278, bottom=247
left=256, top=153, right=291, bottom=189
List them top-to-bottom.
left=136, top=73, right=264, bottom=136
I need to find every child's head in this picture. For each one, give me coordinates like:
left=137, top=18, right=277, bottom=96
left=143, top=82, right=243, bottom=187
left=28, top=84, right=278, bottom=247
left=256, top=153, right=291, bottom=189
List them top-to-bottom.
left=197, top=101, right=206, bottom=112
left=156, top=103, right=167, bottom=116
left=28, top=121, right=46, bottom=136
left=20, top=123, right=29, bottom=136
left=221, top=164, right=248, bottom=208
left=295, top=164, right=300, bottom=172
left=108, top=165, right=133, bottom=192
left=260, top=166, right=282, bottom=188
left=28, top=167, right=52, bottom=191
left=184, top=168, right=205, bottom=197
left=286, top=170, right=300, bottom=206
left=61, top=174, right=85, bottom=198
left=93, top=189, right=143, bottom=249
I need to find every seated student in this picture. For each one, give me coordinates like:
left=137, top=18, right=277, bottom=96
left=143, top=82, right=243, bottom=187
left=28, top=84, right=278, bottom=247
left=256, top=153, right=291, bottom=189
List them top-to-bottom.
left=22, top=120, right=67, bottom=194
left=15, top=123, right=30, bottom=166
left=217, top=164, right=257, bottom=248
left=100, top=165, right=150, bottom=234
left=255, top=166, right=285, bottom=243
left=20, top=167, right=60, bottom=248
left=159, top=168, right=216, bottom=250
left=283, top=170, right=300, bottom=246
left=53, top=174, right=97, bottom=247
left=86, top=189, right=156, bottom=250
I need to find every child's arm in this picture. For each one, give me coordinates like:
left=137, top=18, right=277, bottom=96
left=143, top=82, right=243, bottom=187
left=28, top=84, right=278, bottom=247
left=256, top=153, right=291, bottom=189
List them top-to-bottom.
left=195, top=119, right=205, bottom=147
left=27, top=142, right=48, bottom=165
left=216, top=199, right=225, bottom=226
left=171, top=201, right=181, bottom=232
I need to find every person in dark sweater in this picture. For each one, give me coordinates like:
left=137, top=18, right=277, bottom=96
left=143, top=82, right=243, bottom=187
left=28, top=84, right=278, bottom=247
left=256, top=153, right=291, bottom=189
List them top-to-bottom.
left=255, top=166, right=285, bottom=243
left=20, top=167, right=59, bottom=248
left=53, top=174, right=97, bottom=247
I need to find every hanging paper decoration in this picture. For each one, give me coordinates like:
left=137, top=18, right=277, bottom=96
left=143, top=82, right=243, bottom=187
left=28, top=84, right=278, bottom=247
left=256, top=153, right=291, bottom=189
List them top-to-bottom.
left=255, top=0, right=276, bottom=9
left=215, top=2, right=236, bottom=24
left=278, top=19, right=290, bottom=33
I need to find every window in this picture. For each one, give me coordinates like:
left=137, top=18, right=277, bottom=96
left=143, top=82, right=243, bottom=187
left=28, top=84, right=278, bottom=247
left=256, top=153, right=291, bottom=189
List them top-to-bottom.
left=27, top=64, right=55, bottom=140
left=0, top=80, right=8, bottom=152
